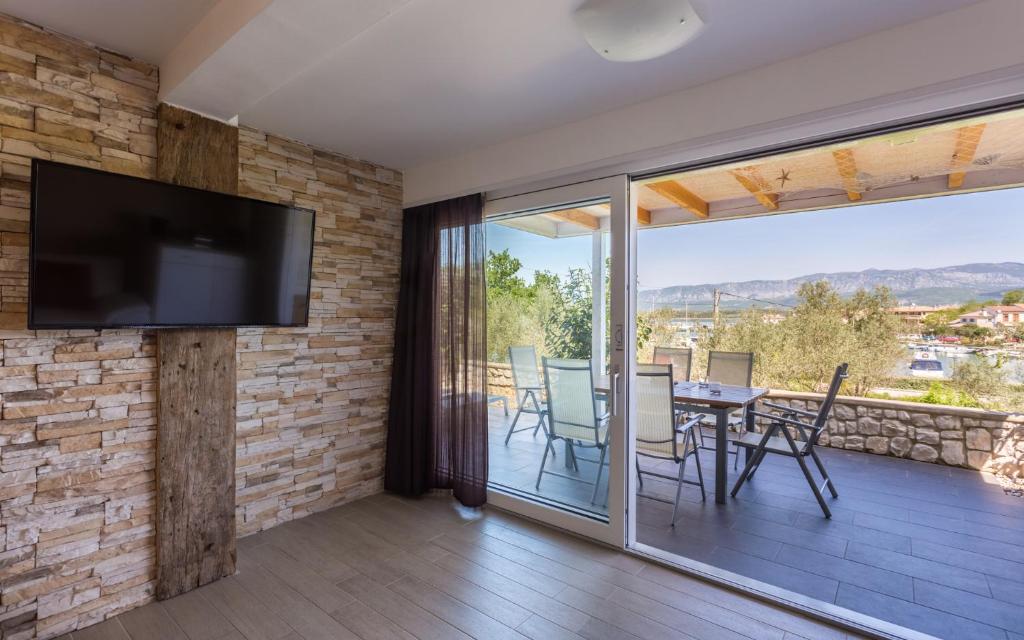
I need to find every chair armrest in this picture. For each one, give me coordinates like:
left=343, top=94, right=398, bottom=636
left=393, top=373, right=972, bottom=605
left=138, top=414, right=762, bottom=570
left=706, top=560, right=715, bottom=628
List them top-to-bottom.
left=761, top=401, right=817, bottom=419
left=748, top=410, right=817, bottom=430
left=748, top=410, right=818, bottom=444
left=675, top=414, right=706, bottom=433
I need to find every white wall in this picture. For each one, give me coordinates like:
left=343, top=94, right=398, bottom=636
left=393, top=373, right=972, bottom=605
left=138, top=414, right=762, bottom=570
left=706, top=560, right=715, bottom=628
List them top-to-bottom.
left=404, top=0, right=1024, bottom=206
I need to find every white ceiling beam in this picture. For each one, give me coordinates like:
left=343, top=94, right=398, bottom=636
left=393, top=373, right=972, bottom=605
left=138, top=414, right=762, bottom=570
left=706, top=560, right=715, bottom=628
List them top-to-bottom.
left=159, top=0, right=274, bottom=111
left=160, top=0, right=411, bottom=122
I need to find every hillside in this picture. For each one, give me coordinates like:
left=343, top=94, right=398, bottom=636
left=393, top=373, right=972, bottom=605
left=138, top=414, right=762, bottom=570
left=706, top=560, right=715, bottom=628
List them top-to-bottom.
left=638, top=262, right=1024, bottom=311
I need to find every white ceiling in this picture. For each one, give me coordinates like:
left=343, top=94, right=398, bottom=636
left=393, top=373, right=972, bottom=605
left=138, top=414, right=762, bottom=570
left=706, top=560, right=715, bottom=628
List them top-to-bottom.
left=0, top=0, right=986, bottom=170
left=0, top=0, right=218, bottom=63
left=212, top=0, right=985, bottom=169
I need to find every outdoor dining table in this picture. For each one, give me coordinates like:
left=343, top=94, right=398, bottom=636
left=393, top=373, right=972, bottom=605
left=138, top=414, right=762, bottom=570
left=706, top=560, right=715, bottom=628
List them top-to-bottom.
left=595, top=376, right=767, bottom=504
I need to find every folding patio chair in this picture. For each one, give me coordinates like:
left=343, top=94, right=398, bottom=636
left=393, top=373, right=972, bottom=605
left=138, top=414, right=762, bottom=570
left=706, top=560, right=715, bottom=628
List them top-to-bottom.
left=505, top=346, right=547, bottom=442
left=653, top=346, right=692, bottom=384
left=698, top=350, right=754, bottom=469
left=537, top=357, right=609, bottom=505
left=635, top=363, right=706, bottom=526
left=731, top=363, right=848, bottom=518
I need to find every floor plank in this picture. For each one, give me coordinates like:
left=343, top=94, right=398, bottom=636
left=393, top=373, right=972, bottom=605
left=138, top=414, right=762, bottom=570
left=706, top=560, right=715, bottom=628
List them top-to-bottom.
left=79, top=492, right=861, bottom=640
left=160, top=587, right=237, bottom=640
left=116, top=602, right=188, bottom=640
left=71, top=619, right=131, bottom=640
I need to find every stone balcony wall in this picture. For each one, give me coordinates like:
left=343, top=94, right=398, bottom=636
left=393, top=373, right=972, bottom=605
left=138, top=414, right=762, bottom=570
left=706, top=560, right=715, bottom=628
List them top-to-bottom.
left=486, top=362, right=1024, bottom=478
left=487, top=362, right=516, bottom=402
left=762, top=391, right=1023, bottom=478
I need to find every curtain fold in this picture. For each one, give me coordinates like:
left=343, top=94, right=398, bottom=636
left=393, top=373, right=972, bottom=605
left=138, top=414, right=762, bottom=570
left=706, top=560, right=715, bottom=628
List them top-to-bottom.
left=385, top=193, right=488, bottom=507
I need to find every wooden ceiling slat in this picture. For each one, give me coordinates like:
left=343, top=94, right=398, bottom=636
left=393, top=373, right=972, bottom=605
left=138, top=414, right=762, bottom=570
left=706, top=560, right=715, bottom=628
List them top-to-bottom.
left=948, top=123, right=986, bottom=189
left=831, top=148, right=862, bottom=201
left=730, top=167, right=779, bottom=210
left=646, top=181, right=709, bottom=218
left=637, top=206, right=651, bottom=225
left=546, top=208, right=600, bottom=230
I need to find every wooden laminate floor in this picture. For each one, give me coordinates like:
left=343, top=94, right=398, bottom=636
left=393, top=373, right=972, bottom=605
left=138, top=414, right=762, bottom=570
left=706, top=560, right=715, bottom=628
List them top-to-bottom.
left=62, top=492, right=862, bottom=640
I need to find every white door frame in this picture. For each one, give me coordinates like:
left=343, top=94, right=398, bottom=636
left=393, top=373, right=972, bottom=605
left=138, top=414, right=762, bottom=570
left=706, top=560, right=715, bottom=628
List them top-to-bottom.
left=484, top=175, right=634, bottom=548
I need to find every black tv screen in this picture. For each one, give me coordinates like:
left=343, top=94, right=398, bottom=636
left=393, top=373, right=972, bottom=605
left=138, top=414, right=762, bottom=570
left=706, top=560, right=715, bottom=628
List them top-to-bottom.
left=29, top=160, right=315, bottom=329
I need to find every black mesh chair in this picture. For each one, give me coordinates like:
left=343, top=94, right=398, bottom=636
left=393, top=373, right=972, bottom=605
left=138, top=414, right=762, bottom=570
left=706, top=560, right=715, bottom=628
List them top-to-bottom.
left=731, top=363, right=848, bottom=518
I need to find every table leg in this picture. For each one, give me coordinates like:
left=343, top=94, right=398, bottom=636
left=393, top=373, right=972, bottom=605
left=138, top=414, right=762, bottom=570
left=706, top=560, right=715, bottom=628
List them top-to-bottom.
left=745, top=406, right=755, bottom=465
left=715, top=408, right=728, bottom=504
left=564, top=441, right=572, bottom=469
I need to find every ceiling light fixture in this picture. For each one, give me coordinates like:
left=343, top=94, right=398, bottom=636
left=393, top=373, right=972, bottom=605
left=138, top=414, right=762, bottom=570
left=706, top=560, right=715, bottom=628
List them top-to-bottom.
left=573, top=0, right=705, bottom=63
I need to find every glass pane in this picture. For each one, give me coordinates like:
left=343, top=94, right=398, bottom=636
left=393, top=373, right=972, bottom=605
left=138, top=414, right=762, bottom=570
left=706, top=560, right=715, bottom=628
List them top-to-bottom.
left=629, top=106, right=1024, bottom=640
left=486, top=202, right=612, bottom=520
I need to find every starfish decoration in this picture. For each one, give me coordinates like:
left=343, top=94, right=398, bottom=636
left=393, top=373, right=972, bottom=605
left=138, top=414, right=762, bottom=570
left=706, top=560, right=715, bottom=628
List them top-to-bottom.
left=776, top=168, right=791, bottom=189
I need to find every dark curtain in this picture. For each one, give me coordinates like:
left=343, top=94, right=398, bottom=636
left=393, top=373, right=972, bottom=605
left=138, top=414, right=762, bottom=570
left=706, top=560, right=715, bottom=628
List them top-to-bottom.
left=385, top=193, right=488, bottom=507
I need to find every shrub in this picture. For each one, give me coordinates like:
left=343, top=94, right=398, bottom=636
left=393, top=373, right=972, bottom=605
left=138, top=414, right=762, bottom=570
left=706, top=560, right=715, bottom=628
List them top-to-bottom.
left=918, top=382, right=980, bottom=408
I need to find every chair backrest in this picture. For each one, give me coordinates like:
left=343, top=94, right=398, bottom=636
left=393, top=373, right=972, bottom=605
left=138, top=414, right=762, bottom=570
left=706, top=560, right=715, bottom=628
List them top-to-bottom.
left=509, top=345, right=541, bottom=389
left=653, top=347, right=692, bottom=384
left=707, top=350, right=754, bottom=387
left=542, top=357, right=600, bottom=444
left=813, top=363, right=849, bottom=432
left=635, top=364, right=677, bottom=454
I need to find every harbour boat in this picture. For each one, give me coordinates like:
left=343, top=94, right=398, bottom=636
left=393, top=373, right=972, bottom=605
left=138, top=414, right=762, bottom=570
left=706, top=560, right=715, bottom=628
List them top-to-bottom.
left=910, top=350, right=944, bottom=379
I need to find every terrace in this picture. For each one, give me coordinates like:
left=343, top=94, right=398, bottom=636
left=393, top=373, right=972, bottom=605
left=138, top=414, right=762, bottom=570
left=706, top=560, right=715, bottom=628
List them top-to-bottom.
left=488, top=402, right=1024, bottom=640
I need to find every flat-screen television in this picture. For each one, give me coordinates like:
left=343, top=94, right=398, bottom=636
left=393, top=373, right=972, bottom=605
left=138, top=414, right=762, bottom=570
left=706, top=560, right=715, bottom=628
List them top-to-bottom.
left=29, top=159, right=315, bottom=329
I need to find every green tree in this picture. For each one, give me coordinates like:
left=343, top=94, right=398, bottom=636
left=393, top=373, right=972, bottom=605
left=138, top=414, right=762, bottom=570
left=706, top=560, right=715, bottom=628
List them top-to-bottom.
left=485, top=249, right=530, bottom=300
left=485, top=250, right=544, bottom=361
left=546, top=268, right=593, bottom=359
left=701, top=281, right=902, bottom=395
left=842, top=286, right=904, bottom=395
left=1002, top=289, right=1024, bottom=305
left=636, top=308, right=676, bottom=362
left=955, top=325, right=993, bottom=341
left=950, top=358, right=1007, bottom=403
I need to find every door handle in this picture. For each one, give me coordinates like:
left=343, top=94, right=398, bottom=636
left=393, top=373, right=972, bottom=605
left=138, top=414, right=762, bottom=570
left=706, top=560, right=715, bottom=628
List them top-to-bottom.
left=610, top=367, right=621, bottom=417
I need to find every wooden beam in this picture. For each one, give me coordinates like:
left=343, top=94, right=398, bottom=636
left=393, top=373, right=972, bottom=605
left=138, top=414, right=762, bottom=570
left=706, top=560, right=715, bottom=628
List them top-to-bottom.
left=155, top=104, right=238, bottom=601
left=948, top=123, right=986, bottom=189
left=831, top=148, right=862, bottom=201
left=730, top=167, right=779, bottom=210
left=646, top=181, right=708, bottom=218
left=593, top=204, right=647, bottom=227
left=637, top=206, right=651, bottom=225
left=547, top=208, right=600, bottom=230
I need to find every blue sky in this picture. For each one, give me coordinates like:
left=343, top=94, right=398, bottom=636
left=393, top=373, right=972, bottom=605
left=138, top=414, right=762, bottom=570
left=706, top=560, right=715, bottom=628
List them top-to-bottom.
left=486, top=187, right=1024, bottom=290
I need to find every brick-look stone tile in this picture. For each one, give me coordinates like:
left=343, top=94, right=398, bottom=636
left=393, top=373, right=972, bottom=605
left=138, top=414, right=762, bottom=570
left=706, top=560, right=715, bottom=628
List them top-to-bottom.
left=0, top=13, right=401, bottom=639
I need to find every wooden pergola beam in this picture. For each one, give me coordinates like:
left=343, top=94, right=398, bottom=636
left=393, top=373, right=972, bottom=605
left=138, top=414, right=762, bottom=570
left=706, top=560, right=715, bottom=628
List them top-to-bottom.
left=948, top=123, right=986, bottom=189
left=831, top=148, right=862, bottom=201
left=730, top=168, right=779, bottom=211
left=646, top=181, right=708, bottom=218
left=596, top=202, right=651, bottom=225
left=637, top=206, right=651, bottom=225
left=547, top=208, right=600, bottom=230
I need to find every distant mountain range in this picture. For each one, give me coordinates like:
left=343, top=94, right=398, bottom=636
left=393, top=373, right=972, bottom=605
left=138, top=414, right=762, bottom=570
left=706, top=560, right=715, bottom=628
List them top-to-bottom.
left=638, top=262, right=1024, bottom=311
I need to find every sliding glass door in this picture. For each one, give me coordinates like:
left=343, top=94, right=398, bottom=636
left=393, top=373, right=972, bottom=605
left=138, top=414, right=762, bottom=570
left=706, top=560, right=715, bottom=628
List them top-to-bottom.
left=483, top=176, right=633, bottom=546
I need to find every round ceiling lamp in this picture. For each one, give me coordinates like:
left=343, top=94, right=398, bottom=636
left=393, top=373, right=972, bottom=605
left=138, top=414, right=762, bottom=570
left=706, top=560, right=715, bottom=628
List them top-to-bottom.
left=573, top=0, right=705, bottom=62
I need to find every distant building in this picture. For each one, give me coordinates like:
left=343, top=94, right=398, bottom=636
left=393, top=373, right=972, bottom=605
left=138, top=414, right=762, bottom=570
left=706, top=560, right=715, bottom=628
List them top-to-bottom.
left=986, top=304, right=1024, bottom=326
left=890, top=305, right=955, bottom=323
left=951, top=309, right=996, bottom=329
